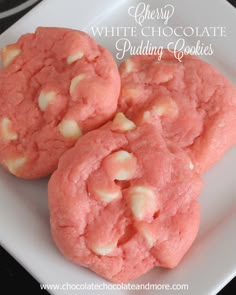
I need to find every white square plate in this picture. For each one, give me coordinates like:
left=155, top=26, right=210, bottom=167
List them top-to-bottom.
left=0, top=0, right=236, bottom=294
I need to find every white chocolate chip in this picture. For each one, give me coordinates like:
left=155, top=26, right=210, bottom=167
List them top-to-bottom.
left=2, top=46, right=21, bottom=67
left=67, top=51, right=84, bottom=64
left=125, top=59, right=133, bottom=73
left=160, top=73, right=173, bottom=83
left=69, top=74, right=85, bottom=95
left=38, top=91, right=56, bottom=111
left=153, top=97, right=178, bottom=117
left=153, top=105, right=167, bottom=116
left=142, top=111, right=151, bottom=121
left=111, top=112, right=136, bottom=132
left=1, top=117, right=18, bottom=141
left=59, top=119, right=82, bottom=139
left=103, top=150, right=137, bottom=181
left=113, top=150, right=135, bottom=181
left=115, top=150, right=132, bottom=161
left=5, top=157, right=26, bottom=175
left=189, top=160, right=194, bottom=170
left=115, top=170, right=131, bottom=181
left=128, top=186, right=156, bottom=220
left=94, top=189, right=121, bottom=203
left=131, top=193, right=146, bottom=219
left=138, top=225, right=155, bottom=247
left=141, top=230, right=155, bottom=247
left=91, top=243, right=116, bottom=255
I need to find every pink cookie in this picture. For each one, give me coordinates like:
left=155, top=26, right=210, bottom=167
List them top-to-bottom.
left=0, top=27, right=120, bottom=178
left=118, top=52, right=236, bottom=173
left=48, top=113, right=202, bottom=283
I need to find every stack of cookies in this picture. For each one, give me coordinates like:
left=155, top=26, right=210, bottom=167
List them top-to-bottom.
left=0, top=27, right=236, bottom=282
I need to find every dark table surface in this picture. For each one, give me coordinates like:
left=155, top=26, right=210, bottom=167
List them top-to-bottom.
left=0, top=0, right=235, bottom=294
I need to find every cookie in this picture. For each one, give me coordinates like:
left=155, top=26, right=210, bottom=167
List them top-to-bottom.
left=0, top=27, right=120, bottom=178
left=118, top=52, right=236, bottom=173
left=48, top=113, right=202, bottom=283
